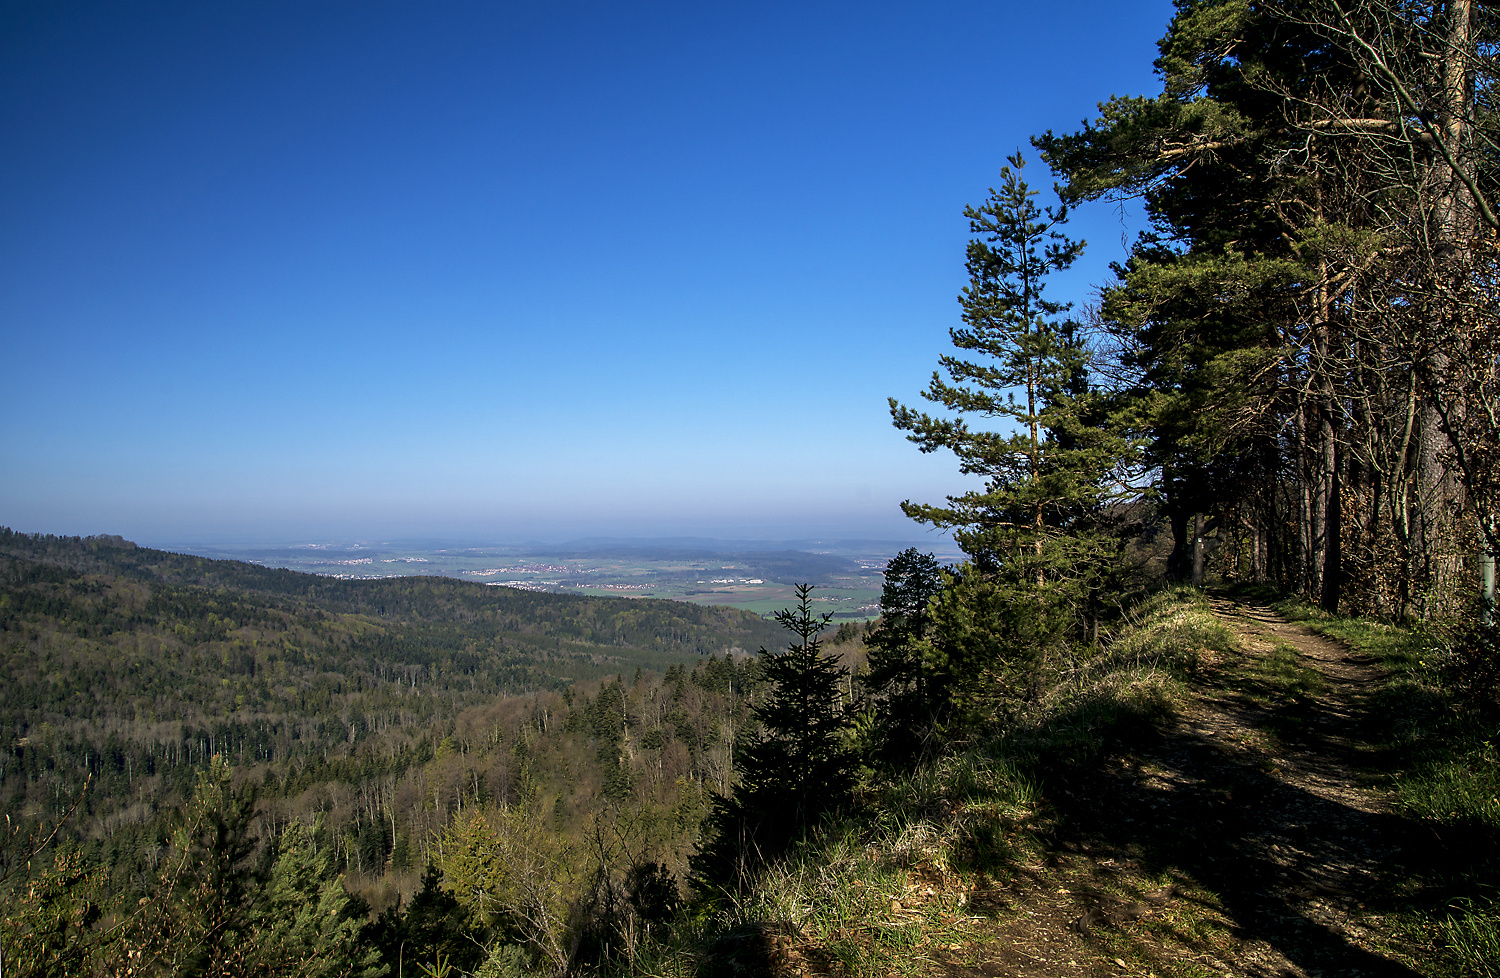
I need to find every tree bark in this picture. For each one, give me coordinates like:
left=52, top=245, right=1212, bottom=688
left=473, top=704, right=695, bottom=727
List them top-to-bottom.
left=1414, top=0, right=1476, bottom=615
left=1192, top=513, right=1206, bottom=587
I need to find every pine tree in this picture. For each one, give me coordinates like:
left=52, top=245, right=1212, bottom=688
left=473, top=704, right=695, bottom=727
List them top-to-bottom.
left=1037, top=0, right=1500, bottom=618
left=1037, top=0, right=1350, bottom=604
left=890, top=153, right=1130, bottom=669
left=863, top=548, right=946, bottom=760
left=691, top=584, right=851, bottom=891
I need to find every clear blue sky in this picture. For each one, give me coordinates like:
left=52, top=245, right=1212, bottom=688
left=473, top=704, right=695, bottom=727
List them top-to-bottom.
left=1, top=0, right=1172, bottom=546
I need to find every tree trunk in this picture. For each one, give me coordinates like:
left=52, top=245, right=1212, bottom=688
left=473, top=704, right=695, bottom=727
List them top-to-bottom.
left=1414, top=0, right=1477, bottom=615
left=1313, top=291, right=1342, bottom=613
left=1321, top=457, right=1343, bottom=613
left=1167, top=501, right=1190, bottom=582
left=1192, top=513, right=1206, bottom=587
left=1250, top=519, right=1263, bottom=582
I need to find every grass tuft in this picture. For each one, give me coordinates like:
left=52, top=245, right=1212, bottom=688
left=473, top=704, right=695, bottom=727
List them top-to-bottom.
left=1439, top=900, right=1500, bottom=978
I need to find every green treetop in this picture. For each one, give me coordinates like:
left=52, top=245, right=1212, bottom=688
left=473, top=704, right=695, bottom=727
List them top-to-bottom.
left=891, top=152, right=1128, bottom=599
left=885, top=153, right=1135, bottom=734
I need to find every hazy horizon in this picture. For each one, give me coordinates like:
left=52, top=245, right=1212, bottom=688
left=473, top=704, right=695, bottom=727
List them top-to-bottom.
left=5, top=520, right=959, bottom=556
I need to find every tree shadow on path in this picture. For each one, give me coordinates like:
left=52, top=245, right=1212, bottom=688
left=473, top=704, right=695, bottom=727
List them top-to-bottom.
left=1021, top=598, right=1463, bottom=977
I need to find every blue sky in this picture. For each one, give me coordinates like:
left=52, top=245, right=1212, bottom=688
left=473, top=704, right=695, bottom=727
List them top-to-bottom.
left=1, top=0, right=1171, bottom=546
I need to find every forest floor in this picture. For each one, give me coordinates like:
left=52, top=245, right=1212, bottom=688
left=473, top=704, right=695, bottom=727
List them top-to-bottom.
left=905, top=595, right=1423, bottom=978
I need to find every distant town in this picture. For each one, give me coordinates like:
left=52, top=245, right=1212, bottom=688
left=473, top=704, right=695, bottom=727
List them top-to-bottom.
left=199, top=539, right=958, bottom=619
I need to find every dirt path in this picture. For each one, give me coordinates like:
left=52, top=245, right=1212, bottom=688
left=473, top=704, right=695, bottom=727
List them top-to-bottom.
left=940, top=596, right=1421, bottom=978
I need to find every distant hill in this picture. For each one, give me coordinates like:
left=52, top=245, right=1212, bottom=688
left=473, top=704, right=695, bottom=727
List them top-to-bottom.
left=0, top=526, right=785, bottom=839
left=1, top=527, right=786, bottom=642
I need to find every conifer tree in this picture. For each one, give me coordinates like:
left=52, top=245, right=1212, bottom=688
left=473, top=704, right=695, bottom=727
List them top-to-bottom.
left=1036, top=0, right=1500, bottom=618
left=1036, top=0, right=1353, bottom=605
left=890, top=153, right=1129, bottom=664
left=863, top=548, right=946, bottom=760
left=691, top=585, right=851, bottom=891
left=741, top=585, right=851, bottom=816
left=254, top=820, right=382, bottom=977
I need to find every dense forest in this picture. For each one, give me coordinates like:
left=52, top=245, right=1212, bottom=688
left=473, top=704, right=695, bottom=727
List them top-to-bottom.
left=8, top=0, right=1500, bottom=975
left=0, top=528, right=876, bottom=975
left=0, top=529, right=789, bottom=876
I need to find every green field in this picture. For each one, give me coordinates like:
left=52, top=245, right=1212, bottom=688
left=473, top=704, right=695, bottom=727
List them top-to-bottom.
left=675, top=584, right=880, bottom=618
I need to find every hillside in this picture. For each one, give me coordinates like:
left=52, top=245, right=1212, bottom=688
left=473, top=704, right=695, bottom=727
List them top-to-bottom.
left=0, top=528, right=787, bottom=878
left=1, top=528, right=787, bottom=646
left=6, top=556, right=1496, bottom=977
left=659, top=593, right=1496, bottom=978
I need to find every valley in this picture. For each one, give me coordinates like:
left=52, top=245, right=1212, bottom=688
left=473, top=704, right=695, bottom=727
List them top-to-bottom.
left=182, top=539, right=957, bottom=619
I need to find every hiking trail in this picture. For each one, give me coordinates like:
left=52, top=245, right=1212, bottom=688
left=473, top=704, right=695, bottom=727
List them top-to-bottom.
left=926, top=595, right=1421, bottom=978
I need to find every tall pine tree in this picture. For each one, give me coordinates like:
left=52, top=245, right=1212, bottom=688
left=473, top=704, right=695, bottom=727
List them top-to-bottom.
left=890, top=153, right=1130, bottom=678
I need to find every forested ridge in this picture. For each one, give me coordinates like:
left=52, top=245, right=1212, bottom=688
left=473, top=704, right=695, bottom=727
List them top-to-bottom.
left=0, top=527, right=788, bottom=896
left=2, top=528, right=787, bottom=641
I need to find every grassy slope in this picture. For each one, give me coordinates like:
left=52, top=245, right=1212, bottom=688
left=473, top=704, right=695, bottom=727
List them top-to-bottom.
left=621, top=588, right=1227, bottom=977
left=634, top=588, right=1498, bottom=978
